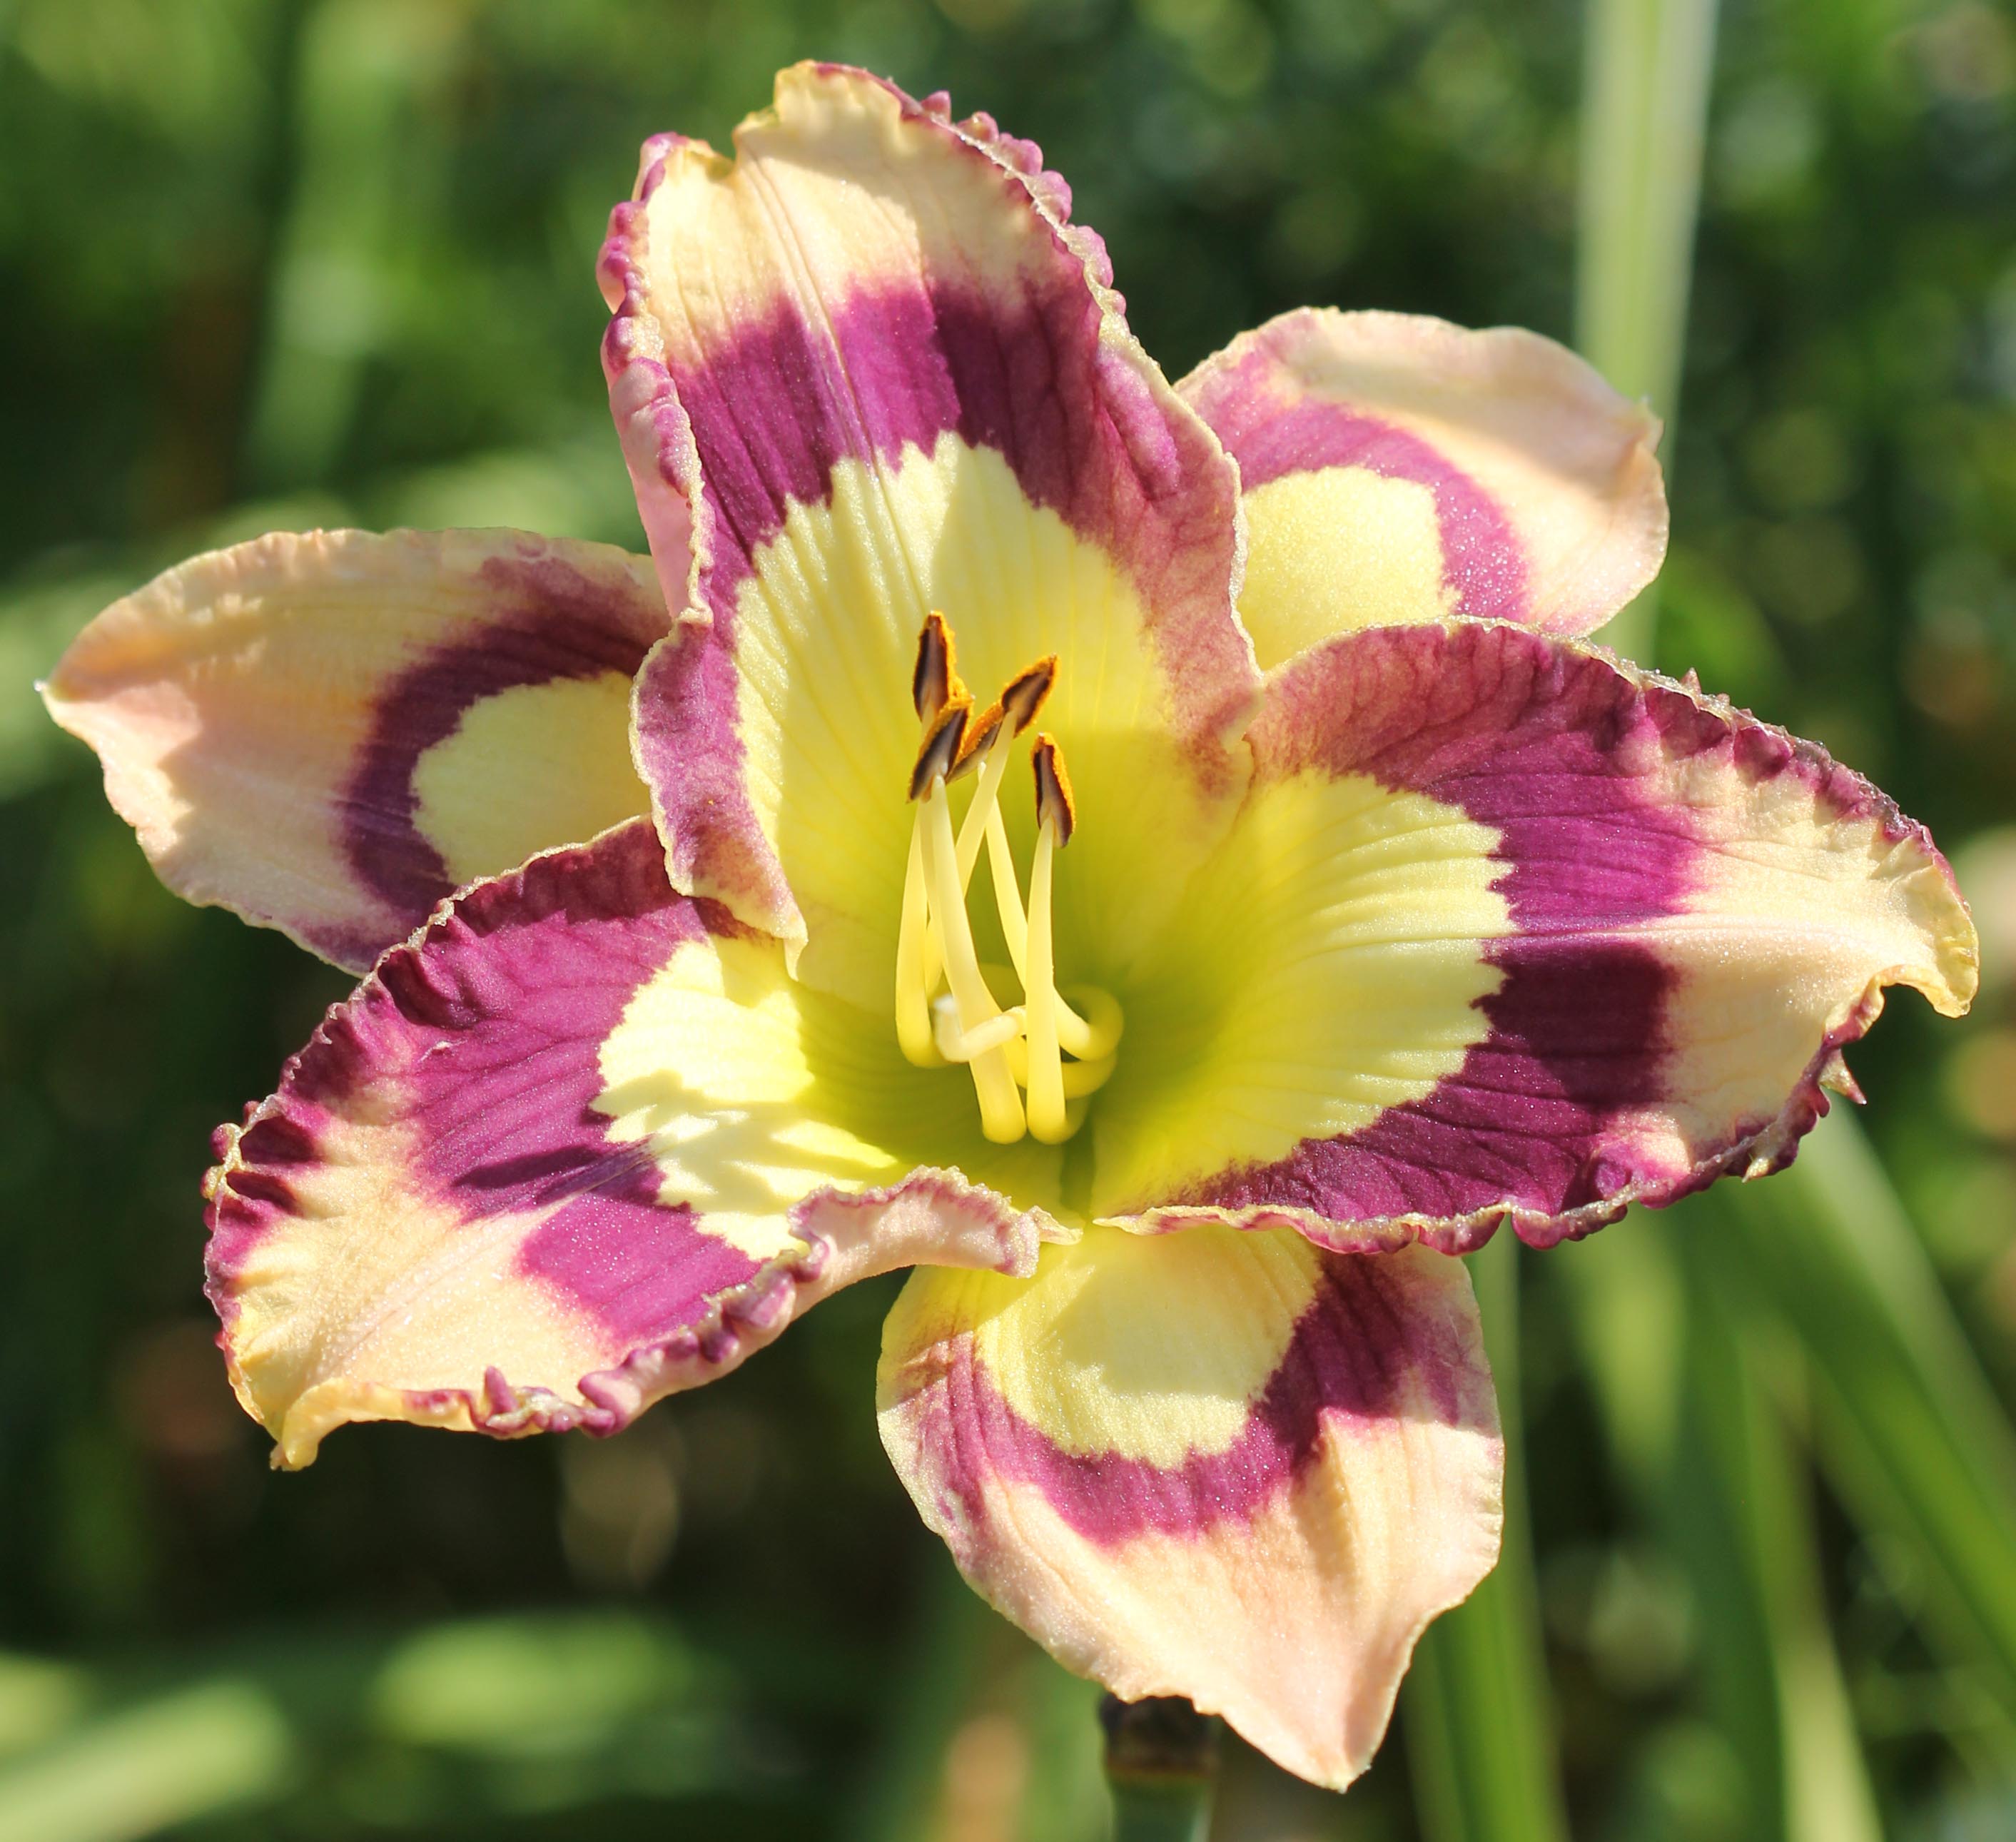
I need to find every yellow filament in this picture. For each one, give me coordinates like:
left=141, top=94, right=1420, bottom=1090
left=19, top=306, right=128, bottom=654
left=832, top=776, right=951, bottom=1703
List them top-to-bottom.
left=891, top=628, right=1118, bottom=1143
left=925, top=737, right=1026, bottom=991
left=954, top=737, right=1014, bottom=886
left=921, top=782, right=1027, bottom=1143
left=984, top=805, right=1029, bottom=982
left=894, top=814, right=943, bottom=1067
left=1023, top=821, right=1069, bottom=1143
left=976, top=968, right=1030, bottom=1086
left=1056, top=983, right=1125, bottom=1062
left=932, top=996, right=1026, bottom=1062
left=1061, top=1053, right=1117, bottom=1098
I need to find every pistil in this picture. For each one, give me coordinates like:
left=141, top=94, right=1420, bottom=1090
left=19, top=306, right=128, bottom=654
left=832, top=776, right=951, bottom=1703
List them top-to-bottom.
left=1023, top=736, right=1070, bottom=1142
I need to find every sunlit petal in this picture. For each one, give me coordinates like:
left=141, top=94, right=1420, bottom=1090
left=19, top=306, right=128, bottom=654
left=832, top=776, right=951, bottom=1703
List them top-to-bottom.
left=601, top=64, right=1258, bottom=1001
left=1180, top=310, right=1667, bottom=667
left=44, top=528, right=667, bottom=969
left=1096, top=621, right=1975, bottom=1248
left=207, top=819, right=1044, bottom=1468
left=878, top=1220, right=1501, bottom=1788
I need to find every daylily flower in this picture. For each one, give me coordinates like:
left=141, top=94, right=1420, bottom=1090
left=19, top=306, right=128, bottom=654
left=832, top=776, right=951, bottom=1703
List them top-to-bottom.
left=44, top=65, right=1975, bottom=1791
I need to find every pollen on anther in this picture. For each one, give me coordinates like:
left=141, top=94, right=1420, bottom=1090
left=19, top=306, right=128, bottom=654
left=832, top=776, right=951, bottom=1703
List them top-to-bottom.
left=912, top=612, right=958, bottom=722
left=952, top=654, right=1058, bottom=780
left=1001, top=656, right=1058, bottom=733
left=909, top=694, right=971, bottom=800
left=949, top=704, right=1003, bottom=781
left=1031, top=732, right=1076, bottom=846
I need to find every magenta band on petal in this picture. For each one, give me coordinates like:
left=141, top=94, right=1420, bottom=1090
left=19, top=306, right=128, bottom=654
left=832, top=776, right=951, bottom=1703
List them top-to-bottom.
left=599, top=64, right=1258, bottom=953
left=602, top=105, right=1158, bottom=630
left=1177, top=309, right=1668, bottom=662
left=1201, top=375, right=1529, bottom=623
left=45, top=529, right=669, bottom=973
left=343, top=550, right=664, bottom=927
left=1146, top=621, right=1974, bottom=1250
left=207, top=819, right=1043, bottom=1467
left=208, top=823, right=758, bottom=1342
left=877, top=1226, right=1501, bottom=1791
left=924, top=1243, right=1476, bottom=1546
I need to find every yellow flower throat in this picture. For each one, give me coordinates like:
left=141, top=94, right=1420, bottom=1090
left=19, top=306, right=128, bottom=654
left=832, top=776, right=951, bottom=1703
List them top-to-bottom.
left=894, top=614, right=1123, bottom=1145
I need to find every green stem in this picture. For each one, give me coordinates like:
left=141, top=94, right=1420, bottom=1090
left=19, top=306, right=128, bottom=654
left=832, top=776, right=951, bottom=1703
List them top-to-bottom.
left=1101, top=1695, right=1218, bottom=1842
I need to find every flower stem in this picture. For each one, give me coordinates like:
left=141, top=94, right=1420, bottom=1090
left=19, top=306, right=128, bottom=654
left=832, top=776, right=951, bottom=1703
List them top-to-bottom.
left=1100, top=1694, right=1219, bottom=1842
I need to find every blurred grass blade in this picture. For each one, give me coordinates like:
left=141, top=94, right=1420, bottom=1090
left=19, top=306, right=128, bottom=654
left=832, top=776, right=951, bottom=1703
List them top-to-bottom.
left=247, top=0, right=469, bottom=490
left=1576, top=0, right=1721, bottom=410
left=1577, top=0, right=1721, bottom=664
left=1717, top=1113, right=2016, bottom=1729
left=1561, top=1220, right=1883, bottom=1842
left=1404, top=1233, right=1569, bottom=1842
left=1676, top=1235, right=1884, bottom=1842
left=846, top=1553, right=1107, bottom=1842
left=0, top=1681, right=291, bottom=1842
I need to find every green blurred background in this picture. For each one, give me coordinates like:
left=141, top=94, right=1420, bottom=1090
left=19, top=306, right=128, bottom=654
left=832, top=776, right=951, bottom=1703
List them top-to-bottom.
left=4, top=0, right=2016, bottom=1837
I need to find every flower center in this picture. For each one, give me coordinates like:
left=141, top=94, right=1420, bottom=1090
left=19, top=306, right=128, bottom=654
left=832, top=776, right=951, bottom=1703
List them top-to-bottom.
left=893, top=614, right=1123, bottom=1145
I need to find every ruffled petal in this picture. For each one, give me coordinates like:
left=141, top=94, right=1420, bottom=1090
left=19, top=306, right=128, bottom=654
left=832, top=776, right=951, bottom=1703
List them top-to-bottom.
left=601, top=64, right=1258, bottom=1002
left=1180, top=310, right=1667, bottom=667
left=43, top=529, right=668, bottom=971
left=1093, top=622, right=1975, bottom=1248
left=206, top=819, right=1045, bottom=1468
left=876, top=1220, right=1501, bottom=1788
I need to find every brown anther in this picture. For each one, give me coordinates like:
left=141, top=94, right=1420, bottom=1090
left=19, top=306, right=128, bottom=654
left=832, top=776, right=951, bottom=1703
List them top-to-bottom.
left=912, top=612, right=958, bottom=722
left=951, top=655, right=1058, bottom=779
left=1001, top=656, right=1057, bottom=734
left=908, top=694, right=972, bottom=800
left=949, top=703, right=1003, bottom=781
left=1031, top=732, right=1076, bottom=846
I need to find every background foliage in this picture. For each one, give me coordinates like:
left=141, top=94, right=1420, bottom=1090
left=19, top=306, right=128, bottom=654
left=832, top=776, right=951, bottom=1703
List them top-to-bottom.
left=3, top=0, right=2015, bottom=1836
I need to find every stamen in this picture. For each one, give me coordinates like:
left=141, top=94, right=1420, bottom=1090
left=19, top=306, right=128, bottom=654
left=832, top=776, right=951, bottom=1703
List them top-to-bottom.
left=912, top=611, right=958, bottom=722
left=891, top=627, right=1115, bottom=1141
left=951, top=655, right=1057, bottom=878
left=936, top=656, right=1056, bottom=988
left=953, top=656, right=1055, bottom=781
left=1001, top=656, right=1058, bottom=733
left=896, top=689, right=968, bottom=1068
left=908, top=694, right=971, bottom=802
left=949, top=704, right=1003, bottom=782
left=921, top=721, right=1015, bottom=995
left=953, top=722, right=1015, bottom=883
left=1033, top=732, right=1076, bottom=844
left=1023, top=734, right=1071, bottom=1143
left=921, top=780, right=1026, bottom=1143
left=983, top=805, right=1029, bottom=983
left=894, top=815, right=941, bottom=1066
left=1055, top=983, right=1125, bottom=1063
left=931, top=994, right=1026, bottom=1062
left=1060, top=1052, right=1117, bottom=1098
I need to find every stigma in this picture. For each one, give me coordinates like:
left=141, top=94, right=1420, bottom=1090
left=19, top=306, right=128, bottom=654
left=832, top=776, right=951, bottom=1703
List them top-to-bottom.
left=896, top=614, right=1122, bottom=1145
